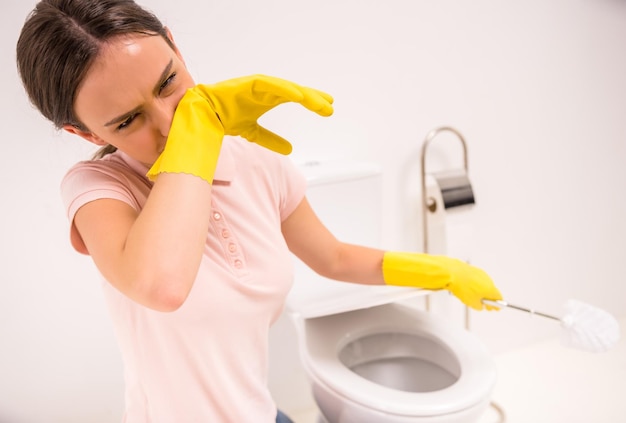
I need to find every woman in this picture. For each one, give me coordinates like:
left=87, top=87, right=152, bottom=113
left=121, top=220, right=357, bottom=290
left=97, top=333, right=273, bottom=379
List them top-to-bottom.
left=16, top=1, right=502, bottom=422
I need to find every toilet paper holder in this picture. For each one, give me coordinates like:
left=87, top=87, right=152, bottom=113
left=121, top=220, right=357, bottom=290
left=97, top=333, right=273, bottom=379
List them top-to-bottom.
left=420, top=126, right=474, bottom=254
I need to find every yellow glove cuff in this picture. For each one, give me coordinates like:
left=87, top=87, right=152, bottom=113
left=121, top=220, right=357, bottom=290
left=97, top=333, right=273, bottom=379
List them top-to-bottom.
left=147, top=88, right=224, bottom=183
left=382, top=251, right=450, bottom=290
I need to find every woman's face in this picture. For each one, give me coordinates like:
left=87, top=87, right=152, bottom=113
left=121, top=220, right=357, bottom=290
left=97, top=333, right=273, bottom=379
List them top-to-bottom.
left=70, top=33, right=195, bottom=166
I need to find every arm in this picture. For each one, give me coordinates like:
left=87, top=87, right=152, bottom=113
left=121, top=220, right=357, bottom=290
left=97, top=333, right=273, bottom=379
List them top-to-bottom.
left=74, top=87, right=222, bottom=313
left=74, top=173, right=212, bottom=312
left=282, top=196, right=503, bottom=311
left=281, top=197, right=386, bottom=286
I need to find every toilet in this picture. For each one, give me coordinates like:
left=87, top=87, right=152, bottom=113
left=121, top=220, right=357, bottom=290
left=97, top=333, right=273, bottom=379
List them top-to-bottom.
left=285, top=160, right=497, bottom=423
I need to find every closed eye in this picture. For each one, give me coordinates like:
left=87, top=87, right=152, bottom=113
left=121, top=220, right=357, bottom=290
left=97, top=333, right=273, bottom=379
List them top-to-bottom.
left=114, top=72, right=175, bottom=131
left=159, top=72, right=177, bottom=94
left=116, top=113, right=138, bottom=131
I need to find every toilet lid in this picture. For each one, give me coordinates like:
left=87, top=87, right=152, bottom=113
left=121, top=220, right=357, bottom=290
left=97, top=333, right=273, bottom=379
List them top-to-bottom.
left=286, top=272, right=428, bottom=319
left=302, top=304, right=497, bottom=416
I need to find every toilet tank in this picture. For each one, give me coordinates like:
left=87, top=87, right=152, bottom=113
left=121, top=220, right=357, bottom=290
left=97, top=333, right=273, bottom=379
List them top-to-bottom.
left=286, top=160, right=420, bottom=319
left=299, top=160, right=383, bottom=247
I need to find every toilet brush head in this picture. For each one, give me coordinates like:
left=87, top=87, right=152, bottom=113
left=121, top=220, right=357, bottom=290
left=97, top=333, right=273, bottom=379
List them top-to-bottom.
left=560, top=299, right=621, bottom=353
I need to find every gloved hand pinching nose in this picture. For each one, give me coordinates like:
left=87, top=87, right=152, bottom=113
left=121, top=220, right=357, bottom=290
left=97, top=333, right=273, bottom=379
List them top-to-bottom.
left=147, top=75, right=334, bottom=183
left=382, top=252, right=503, bottom=311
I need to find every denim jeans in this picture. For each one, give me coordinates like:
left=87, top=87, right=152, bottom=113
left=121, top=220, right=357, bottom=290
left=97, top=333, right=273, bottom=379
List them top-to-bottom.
left=276, top=409, right=294, bottom=423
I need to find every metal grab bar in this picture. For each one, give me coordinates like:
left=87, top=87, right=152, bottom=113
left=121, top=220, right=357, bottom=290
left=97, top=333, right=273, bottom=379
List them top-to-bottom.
left=420, top=126, right=469, bottom=254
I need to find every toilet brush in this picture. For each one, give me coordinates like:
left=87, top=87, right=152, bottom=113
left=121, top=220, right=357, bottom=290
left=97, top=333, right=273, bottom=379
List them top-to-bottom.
left=482, top=299, right=621, bottom=353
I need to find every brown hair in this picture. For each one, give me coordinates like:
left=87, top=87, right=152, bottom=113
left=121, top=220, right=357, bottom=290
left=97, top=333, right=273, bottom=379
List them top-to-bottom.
left=16, top=0, right=175, bottom=157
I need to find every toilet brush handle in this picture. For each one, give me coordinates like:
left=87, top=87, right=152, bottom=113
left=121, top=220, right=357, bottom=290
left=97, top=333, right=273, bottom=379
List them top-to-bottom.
left=482, top=299, right=561, bottom=322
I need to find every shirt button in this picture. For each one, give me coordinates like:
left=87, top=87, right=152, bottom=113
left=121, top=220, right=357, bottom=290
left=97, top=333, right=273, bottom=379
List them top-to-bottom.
left=213, top=212, right=222, bottom=221
left=221, top=229, right=230, bottom=238
left=228, top=243, right=237, bottom=253
left=234, top=259, right=243, bottom=268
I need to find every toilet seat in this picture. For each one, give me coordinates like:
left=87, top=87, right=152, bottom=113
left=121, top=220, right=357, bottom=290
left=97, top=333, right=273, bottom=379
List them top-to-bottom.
left=300, top=303, right=497, bottom=417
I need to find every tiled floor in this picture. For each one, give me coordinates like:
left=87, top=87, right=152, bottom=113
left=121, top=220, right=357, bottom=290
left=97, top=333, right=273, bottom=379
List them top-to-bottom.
left=289, top=315, right=626, bottom=423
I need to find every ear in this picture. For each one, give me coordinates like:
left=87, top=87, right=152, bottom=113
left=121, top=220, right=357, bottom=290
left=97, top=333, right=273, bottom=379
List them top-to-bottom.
left=62, top=124, right=108, bottom=146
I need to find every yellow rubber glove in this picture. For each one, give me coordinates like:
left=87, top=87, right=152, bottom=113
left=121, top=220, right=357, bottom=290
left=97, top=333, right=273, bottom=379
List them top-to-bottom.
left=195, top=74, right=334, bottom=155
left=147, top=75, right=334, bottom=182
left=147, top=87, right=223, bottom=183
left=382, top=252, right=503, bottom=310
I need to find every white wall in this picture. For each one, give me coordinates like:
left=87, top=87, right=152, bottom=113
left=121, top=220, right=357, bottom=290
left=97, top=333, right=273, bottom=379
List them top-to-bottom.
left=2, top=0, right=625, bottom=421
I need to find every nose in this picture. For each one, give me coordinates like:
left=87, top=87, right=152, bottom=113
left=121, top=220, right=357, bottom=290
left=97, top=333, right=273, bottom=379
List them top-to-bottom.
left=152, top=99, right=175, bottom=139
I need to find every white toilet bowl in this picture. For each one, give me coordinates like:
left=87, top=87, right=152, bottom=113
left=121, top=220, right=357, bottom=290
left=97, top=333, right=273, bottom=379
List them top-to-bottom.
left=285, top=161, right=496, bottom=423
left=298, top=303, right=497, bottom=423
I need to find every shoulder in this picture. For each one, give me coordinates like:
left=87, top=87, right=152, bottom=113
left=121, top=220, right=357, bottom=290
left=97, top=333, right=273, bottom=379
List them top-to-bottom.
left=60, top=151, right=152, bottom=219
left=62, top=151, right=150, bottom=186
left=62, top=151, right=150, bottom=190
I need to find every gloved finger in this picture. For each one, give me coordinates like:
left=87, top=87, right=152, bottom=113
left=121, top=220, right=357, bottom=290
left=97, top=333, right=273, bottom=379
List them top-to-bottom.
left=251, top=75, right=306, bottom=104
left=253, top=76, right=334, bottom=116
left=194, top=78, right=302, bottom=115
left=297, top=86, right=334, bottom=117
left=315, top=88, right=334, bottom=104
left=240, top=124, right=293, bottom=155
left=472, top=267, right=504, bottom=301
left=451, top=282, right=497, bottom=311
left=448, top=285, right=481, bottom=310
left=486, top=286, right=504, bottom=302
left=468, top=290, right=503, bottom=311
left=483, top=294, right=504, bottom=311
left=465, top=299, right=484, bottom=311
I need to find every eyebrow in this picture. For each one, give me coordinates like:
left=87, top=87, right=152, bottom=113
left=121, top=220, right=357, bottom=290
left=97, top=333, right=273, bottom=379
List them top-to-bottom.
left=103, top=59, right=174, bottom=127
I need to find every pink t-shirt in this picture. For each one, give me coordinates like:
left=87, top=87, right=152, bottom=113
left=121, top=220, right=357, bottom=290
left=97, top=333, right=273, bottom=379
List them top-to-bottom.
left=61, top=137, right=307, bottom=423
